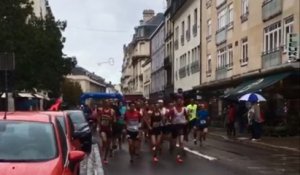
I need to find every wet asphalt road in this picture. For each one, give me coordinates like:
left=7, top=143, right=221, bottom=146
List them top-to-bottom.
left=101, top=137, right=300, bottom=175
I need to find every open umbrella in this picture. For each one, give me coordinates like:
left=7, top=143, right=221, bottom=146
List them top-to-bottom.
left=239, top=93, right=266, bottom=102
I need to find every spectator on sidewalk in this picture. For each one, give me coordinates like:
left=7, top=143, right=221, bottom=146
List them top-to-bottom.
left=237, top=102, right=248, bottom=134
left=248, top=102, right=263, bottom=141
left=226, top=104, right=236, bottom=137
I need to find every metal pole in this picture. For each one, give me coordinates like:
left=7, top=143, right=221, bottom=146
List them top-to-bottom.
left=4, top=70, right=8, bottom=112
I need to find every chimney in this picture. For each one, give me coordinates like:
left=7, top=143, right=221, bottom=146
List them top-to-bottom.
left=143, top=9, right=155, bottom=22
left=139, top=20, right=144, bottom=25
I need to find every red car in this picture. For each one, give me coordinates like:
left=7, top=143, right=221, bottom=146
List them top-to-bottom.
left=42, top=111, right=82, bottom=152
left=0, top=112, right=85, bottom=175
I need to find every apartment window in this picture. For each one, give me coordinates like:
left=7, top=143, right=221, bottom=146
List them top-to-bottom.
left=242, top=0, right=249, bottom=15
left=228, top=3, right=234, bottom=28
left=193, top=8, right=198, bottom=37
left=194, top=8, right=198, bottom=26
left=218, top=8, right=227, bottom=30
left=187, top=15, right=191, bottom=41
left=283, top=16, right=294, bottom=51
left=207, top=19, right=212, bottom=37
left=181, top=21, right=185, bottom=45
left=264, top=22, right=281, bottom=52
left=175, top=26, right=179, bottom=40
left=175, top=26, right=179, bottom=50
left=241, top=38, right=248, bottom=65
left=228, top=44, right=233, bottom=68
left=217, top=47, right=227, bottom=69
left=207, top=54, right=212, bottom=73
left=176, top=58, right=178, bottom=80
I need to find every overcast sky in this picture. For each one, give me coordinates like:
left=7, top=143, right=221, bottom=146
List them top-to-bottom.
left=49, top=0, right=165, bottom=84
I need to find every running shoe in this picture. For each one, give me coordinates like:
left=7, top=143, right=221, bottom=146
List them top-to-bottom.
left=176, top=155, right=183, bottom=163
left=153, top=157, right=159, bottom=162
left=103, top=160, right=109, bottom=164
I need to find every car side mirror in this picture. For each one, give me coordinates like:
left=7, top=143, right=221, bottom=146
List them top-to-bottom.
left=72, top=131, right=80, bottom=139
left=69, top=150, right=85, bottom=163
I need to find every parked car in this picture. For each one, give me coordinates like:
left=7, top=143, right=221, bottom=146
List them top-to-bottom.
left=64, top=110, right=92, bottom=153
left=41, top=111, right=81, bottom=151
left=0, top=112, right=85, bottom=175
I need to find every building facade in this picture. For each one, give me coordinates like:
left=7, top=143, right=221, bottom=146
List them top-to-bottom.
left=32, top=0, right=48, bottom=18
left=163, top=0, right=175, bottom=99
left=172, top=0, right=201, bottom=93
left=198, top=0, right=299, bottom=122
left=121, top=10, right=164, bottom=97
left=150, top=21, right=165, bottom=100
left=67, top=67, right=106, bottom=93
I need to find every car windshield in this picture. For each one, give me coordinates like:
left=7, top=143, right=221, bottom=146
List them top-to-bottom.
left=68, top=111, right=87, bottom=124
left=56, top=116, right=66, bottom=134
left=0, top=121, right=57, bottom=162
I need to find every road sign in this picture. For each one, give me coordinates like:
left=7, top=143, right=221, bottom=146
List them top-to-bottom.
left=288, top=33, right=299, bottom=60
left=0, top=53, right=15, bottom=71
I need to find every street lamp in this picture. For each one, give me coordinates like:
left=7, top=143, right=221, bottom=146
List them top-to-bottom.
left=97, top=57, right=114, bottom=66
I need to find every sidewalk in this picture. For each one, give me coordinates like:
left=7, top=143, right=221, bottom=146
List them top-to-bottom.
left=209, top=127, right=300, bottom=153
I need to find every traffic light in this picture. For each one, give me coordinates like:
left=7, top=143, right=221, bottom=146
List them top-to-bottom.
left=288, top=33, right=299, bottom=61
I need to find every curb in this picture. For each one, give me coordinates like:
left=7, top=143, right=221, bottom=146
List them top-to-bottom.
left=208, top=132, right=300, bottom=153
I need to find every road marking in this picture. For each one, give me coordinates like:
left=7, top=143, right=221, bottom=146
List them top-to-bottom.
left=93, top=144, right=104, bottom=175
left=184, top=147, right=217, bottom=161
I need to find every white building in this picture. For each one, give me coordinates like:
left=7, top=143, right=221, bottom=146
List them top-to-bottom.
left=32, top=0, right=48, bottom=18
left=173, top=0, right=201, bottom=93
left=150, top=21, right=165, bottom=100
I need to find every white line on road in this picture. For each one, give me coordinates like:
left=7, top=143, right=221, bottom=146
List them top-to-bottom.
left=184, top=147, right=217, bottom=161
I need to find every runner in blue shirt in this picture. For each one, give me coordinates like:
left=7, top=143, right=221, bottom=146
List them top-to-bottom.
left=196, top=103, right=209, bottom=146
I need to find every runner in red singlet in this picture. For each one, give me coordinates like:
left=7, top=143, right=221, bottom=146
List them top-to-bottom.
left=98, top=100, right=115, bottom=164
left=124, top=102, right=142, bottom=163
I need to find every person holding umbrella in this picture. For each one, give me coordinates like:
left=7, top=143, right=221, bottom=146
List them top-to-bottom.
left=239, top=93, right=265, bottom=141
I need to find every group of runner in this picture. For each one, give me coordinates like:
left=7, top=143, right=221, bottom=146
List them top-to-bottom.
left=91, top=96, right=209, bottom=164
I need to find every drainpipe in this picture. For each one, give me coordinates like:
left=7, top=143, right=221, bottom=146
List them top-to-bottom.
left=199, top=0, right=202, bottom=86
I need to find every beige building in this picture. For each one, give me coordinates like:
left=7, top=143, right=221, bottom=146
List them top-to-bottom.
left=173, top=0, right=201, bottom=93
left=198, top=0, right=299, bottom=118
left=67, top=67, right=106, bottom=93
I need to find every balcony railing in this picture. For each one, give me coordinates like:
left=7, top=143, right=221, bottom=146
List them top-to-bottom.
left=216, top=0, right=227, bottom=8
left=262, top=0, right=282, bottom=22
left=192, top=24, right=197, bottom=37
left=216, top=27, right=227, bottom=45
left=186, top=30, right=191, bottom=41
left=180, top=35, right=184, bottom=46
left=174, top=40, right=179, bottom=50
left=262, top=48, right=282, bottom=69
left=191, top=61, right=200, bottom=74
left=179, top=67, right=186, bottom=79
left=216, top=67, right=227, bottom=80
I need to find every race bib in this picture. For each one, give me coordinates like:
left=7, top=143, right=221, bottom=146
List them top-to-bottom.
left=101, top=119, right=110, bottom=126
left=200, top=120, right=206, bottom=125
left=153, top=122, right=161, bottom=128
left=128, top=125, right=139, bottom=131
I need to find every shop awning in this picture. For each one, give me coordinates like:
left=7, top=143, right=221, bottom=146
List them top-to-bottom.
left=224, top=72, right=291, bottom=98
left=18, top=93, right=34, bottom=98
left=34, top=94, right=44, bottom=99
